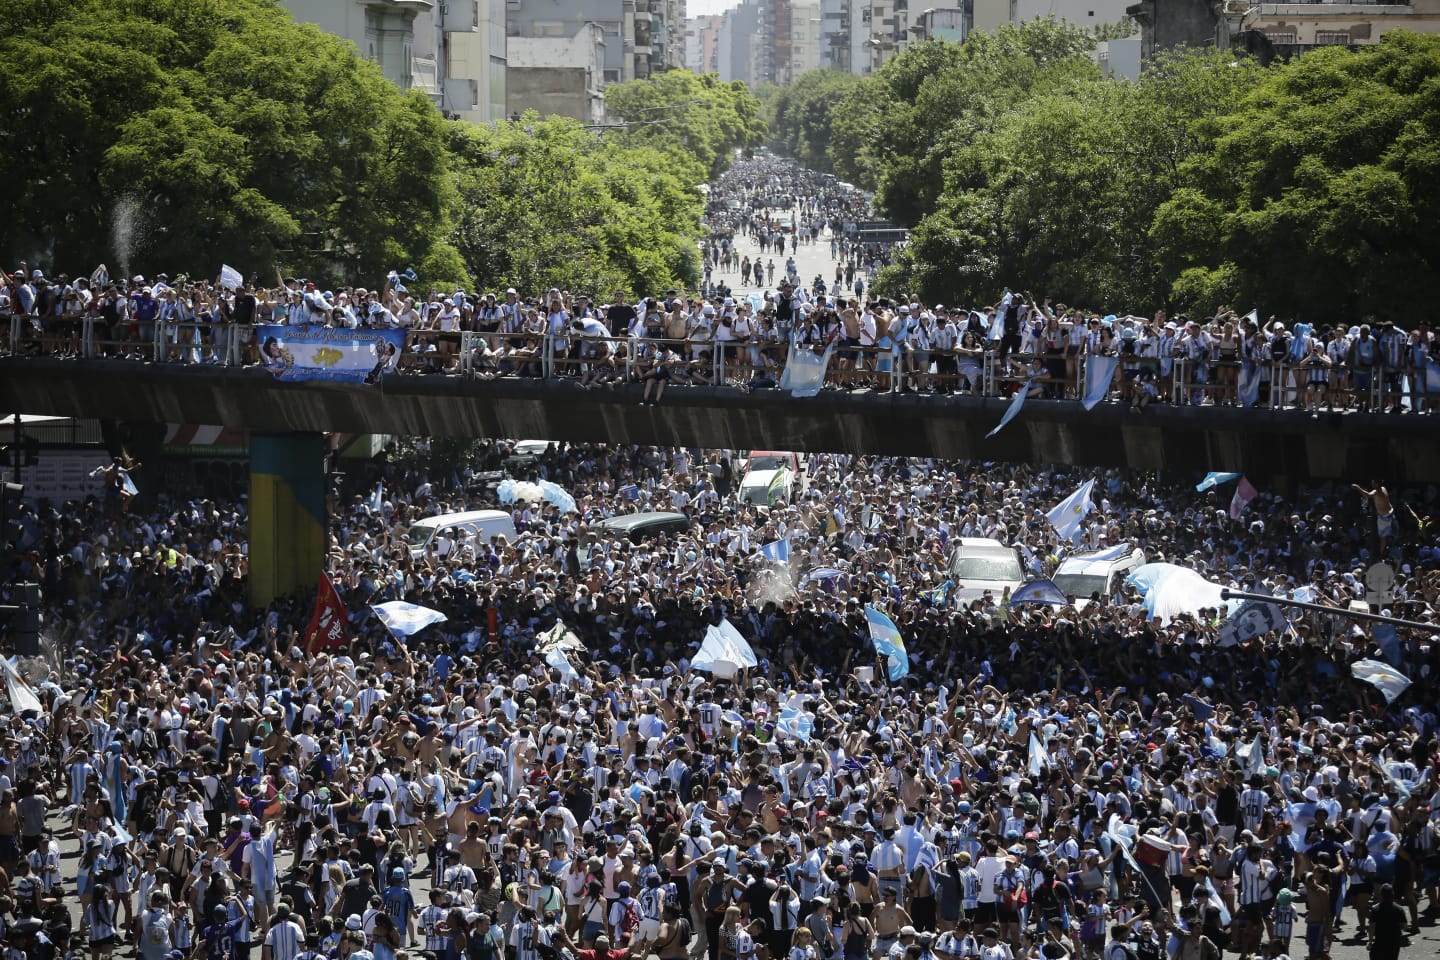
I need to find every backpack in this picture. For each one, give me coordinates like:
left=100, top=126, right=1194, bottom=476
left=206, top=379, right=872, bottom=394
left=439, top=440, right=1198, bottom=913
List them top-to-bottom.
left=211, top=776, right=236, bottom=815
left=618, top=899, right=641, bottom=943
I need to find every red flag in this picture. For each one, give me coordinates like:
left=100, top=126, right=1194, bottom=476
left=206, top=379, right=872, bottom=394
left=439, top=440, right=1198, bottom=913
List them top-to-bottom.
left=1229, top=477, right=1258, bottom=521
left=304, top=571, right=349, bottom=652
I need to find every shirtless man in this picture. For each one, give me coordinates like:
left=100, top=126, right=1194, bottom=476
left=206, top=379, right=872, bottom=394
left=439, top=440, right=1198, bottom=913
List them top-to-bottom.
left=840, top=300, right=861, bottom=376
left=1351, top=483, right=1394, bottom=553
left=459, top=820, right=492, bottom=870
left=871, top=888, right=913, bottom=959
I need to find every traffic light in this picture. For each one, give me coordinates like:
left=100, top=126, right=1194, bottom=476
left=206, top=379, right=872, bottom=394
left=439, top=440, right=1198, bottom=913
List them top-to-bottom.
left=1, top=482, right=23, bottom=549
left=2, top=583, right=40, bottom=657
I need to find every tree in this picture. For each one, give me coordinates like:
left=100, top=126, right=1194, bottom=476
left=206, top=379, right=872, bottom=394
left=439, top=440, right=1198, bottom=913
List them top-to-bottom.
left=0, top=0, right=459, bottom=286
left=824, top=22, right=1102, bottom=226
left=1152, top=32, right=1440, bottom=322
left=883, top=49, right=1264, bottom=308
left=766, top=69, right=863, bottom=172
left=603, top=70, right=766, bottom=178
left=446, top=115, right=702, bottom=298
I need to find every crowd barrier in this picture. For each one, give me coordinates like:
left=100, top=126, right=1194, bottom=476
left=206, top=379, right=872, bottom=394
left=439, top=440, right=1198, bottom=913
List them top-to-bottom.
left=2, top=316, right=1422, bottom=411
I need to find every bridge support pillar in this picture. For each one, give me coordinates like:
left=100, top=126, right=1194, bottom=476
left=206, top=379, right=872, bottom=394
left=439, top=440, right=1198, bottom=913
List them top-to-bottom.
left=248, top=432, right=327, bottom=608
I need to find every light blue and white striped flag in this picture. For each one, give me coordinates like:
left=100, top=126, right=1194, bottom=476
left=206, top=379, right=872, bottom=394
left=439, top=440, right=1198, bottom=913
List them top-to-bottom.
left=1082, top=355, right=1119, bottom=410
left=986, top=380, right=1033, bottom=438
left=1195, top=472, right=1241, bottom=493
left=1046, top=478, right=1094, bottom=544
left=759, top=538, right=790, bottom=564
left=372, top=601, right=447, bottom=637
left=865, top=606, right=910, bottom=681
left=1352, top=658, right=1411, bottom=703
left=1028, top=731, right=1050, bottom=778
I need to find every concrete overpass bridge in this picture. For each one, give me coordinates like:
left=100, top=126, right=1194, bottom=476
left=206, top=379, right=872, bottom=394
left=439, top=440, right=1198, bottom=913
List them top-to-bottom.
left=3, top=356, right=1434, bottom=602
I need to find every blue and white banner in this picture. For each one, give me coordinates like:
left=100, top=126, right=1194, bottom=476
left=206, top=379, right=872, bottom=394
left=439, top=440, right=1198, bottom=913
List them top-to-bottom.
left=257, top=324, right=406, bottom=383
left=780, top=340, right=839, bottom=398
left=1082, top=355, right=1119, bottom=410
left=1427, top=358, right=1440, bottom=393
left=1238, top=361, right=1262, bottom=408
left=986, top=380, right=1034, bottom=438
left=1195, top=472, right=1241, bottom=493
left=1046, top=478, right=1095, bottom=543
left=759, top=538, right=790, bottom=564
left=1073, top=543, right=1131, bottom=563
left=1010, top=579, right=1069, bottom=607
left=372, top=601, right=447, bottom=637
left=865, top=606, right=910, bottom=681
left=692, top=619, right=759, bottom=678
left=544, top=645, right=580, bottom=683
left=1352, top=658, right=1411, bottom=703
left=777, top=704, right=814, bottom=742
left=1028, top=731, right=1051, bottom=778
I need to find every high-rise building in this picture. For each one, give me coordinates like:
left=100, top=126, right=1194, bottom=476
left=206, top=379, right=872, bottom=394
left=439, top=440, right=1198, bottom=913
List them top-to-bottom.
left=280, top=0, right=435, bottom=91
left=280, top=0, right=508, bottom=123
left=414, top=0, right=509, bottom=123
left=506, top=0, right=680, bottom=91
left=711, top=0, right=823, bottom=84
left=688, top=14, right=724, bottom=73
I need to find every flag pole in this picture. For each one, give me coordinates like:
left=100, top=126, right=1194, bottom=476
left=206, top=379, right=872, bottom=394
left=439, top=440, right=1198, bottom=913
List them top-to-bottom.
left=1218, top=589, right=1439, bottom=632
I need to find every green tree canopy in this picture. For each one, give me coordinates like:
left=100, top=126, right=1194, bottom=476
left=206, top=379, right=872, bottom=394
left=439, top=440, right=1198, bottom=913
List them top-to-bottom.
left=0, top=0, right=458, bottom=285
left=821, top=22, right=1102, bottom=226
left=1151, top=32, right=1440, bottom=322
left=882, top=49, right=1264, bottom=308
left=765, top=69, right=863, bottom=173
left=603, top=70, right=766, bottom=178
left=447, top=115, right=702, bottom=298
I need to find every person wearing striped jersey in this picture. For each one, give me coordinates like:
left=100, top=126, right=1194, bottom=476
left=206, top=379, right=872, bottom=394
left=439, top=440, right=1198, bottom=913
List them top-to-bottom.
left=1240, top=778, right=1268, bottom=834
left=1234, top=843, right=1277, bottom=954
left=635, top=874, right=669, bottom=949
left=418, top=889, right=450, bottom=956
left=138, top=890, right=176, bottom=960
left=261, top=903, right=306, bottom=960
left=510, top=907, right=551, bottom=960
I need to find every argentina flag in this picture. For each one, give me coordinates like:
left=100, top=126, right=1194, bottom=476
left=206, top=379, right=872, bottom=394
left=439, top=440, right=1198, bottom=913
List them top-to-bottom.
left=865, top=606, right=910, bottom=681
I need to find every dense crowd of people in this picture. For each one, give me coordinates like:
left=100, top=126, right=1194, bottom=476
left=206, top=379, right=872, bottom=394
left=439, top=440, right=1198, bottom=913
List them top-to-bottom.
left=9, top=156, right=1428, bottom=409
left=0, top=435, right=1437, bottom=960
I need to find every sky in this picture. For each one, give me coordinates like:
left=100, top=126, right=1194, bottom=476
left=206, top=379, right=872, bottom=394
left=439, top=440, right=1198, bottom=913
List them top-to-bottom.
left=688, top=0, right=741, bottom=15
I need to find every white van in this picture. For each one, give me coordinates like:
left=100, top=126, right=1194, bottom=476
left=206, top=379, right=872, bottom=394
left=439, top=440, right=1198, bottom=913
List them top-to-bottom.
left=737, top=466, right=795, bottom=506
left=407, top=509, right=517, bottom=558
left=948, top=537, right=1025, bottom=603
left=1052, top=545, right=1146, bottom=607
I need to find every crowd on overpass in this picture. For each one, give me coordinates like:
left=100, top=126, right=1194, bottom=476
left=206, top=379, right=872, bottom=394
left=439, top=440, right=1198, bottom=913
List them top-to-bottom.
left=2, top=154, right=1435, bottom=412
left=1, top=437, right=1438, bottom=960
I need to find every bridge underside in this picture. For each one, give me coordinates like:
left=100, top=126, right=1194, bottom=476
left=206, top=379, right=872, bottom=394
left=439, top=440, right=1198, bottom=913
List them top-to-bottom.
left=2, top=359, right=1435, bottom=485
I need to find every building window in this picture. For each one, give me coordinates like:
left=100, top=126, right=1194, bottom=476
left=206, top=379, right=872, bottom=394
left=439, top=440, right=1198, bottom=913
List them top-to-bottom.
left=1266, top=31, right=1297, bottom=45
left=1315, top=31, right=1350, bottom=45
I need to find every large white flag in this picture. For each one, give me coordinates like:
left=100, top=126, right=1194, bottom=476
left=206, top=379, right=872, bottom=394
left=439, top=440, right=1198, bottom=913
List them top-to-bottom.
left=219, top=264, right=244, bottom=291
left=780, top=341, right=839, bottom=398
left=1046, top=478, right=1095, bottom=543
left=371, top=601, right=447, bottom=637
left=1, top=657, right=42, bottom=714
